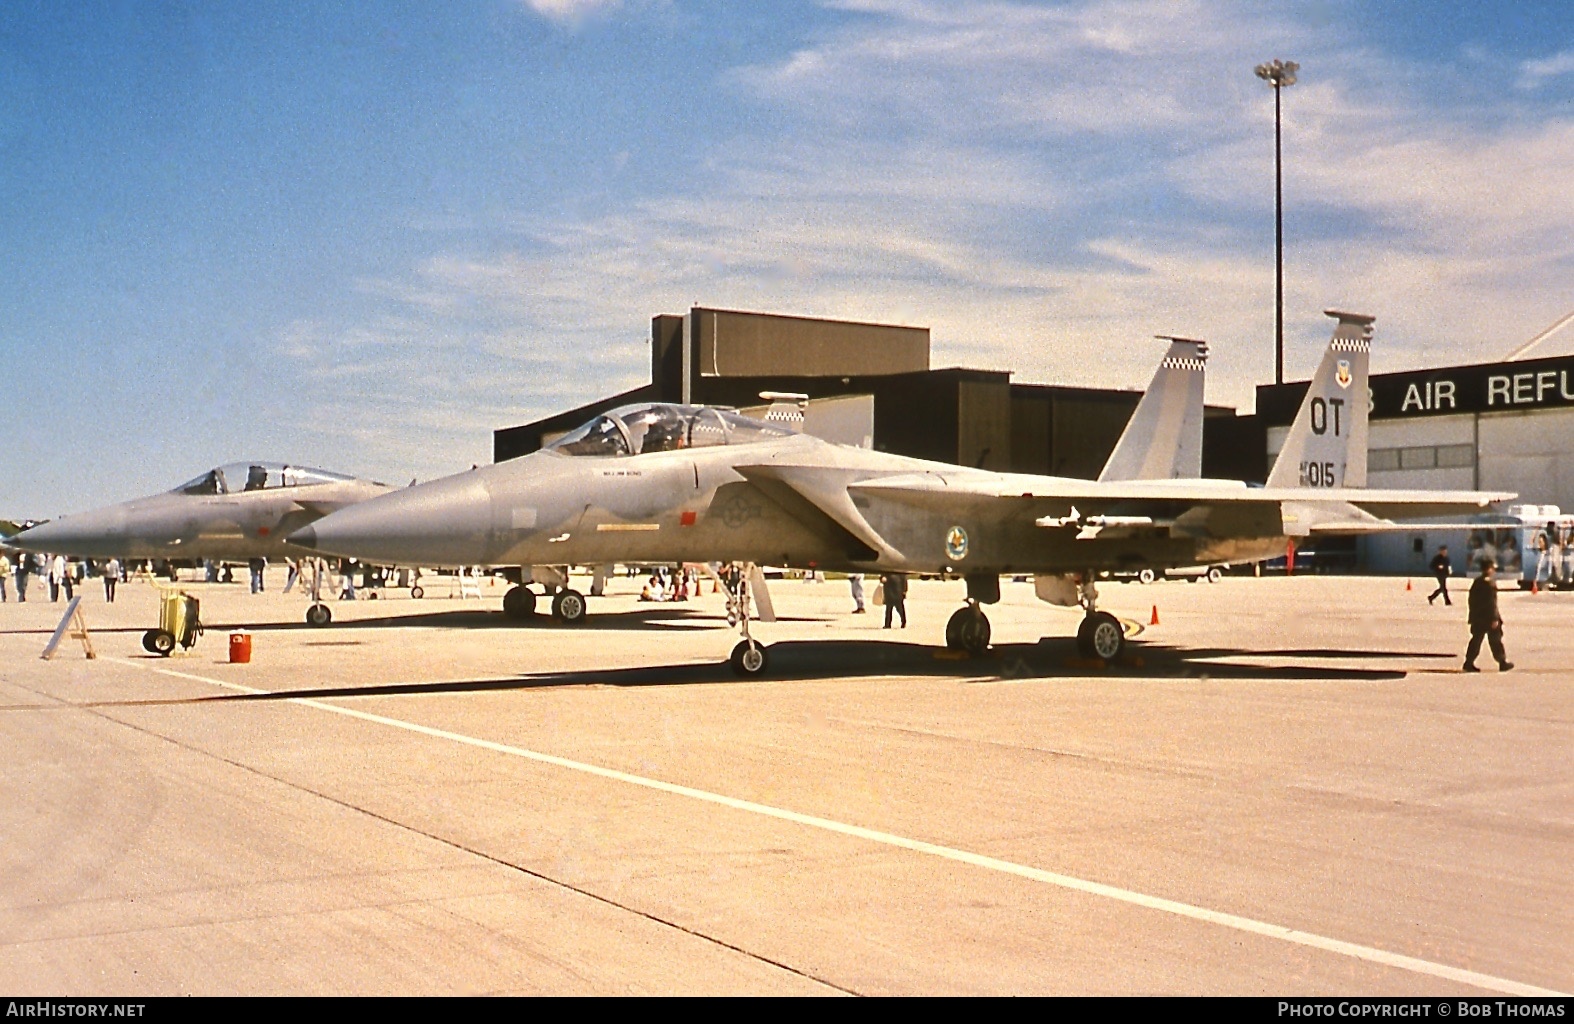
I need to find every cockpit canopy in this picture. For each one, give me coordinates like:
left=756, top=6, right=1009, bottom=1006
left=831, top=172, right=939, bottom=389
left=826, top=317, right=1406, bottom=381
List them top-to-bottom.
left=545, top=403, right=796, bottom=458
left=172, top=462, right=363, bottom=497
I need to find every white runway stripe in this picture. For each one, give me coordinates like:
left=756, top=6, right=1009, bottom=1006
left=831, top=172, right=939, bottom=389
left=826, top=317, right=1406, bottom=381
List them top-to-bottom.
left=113, top=657, right=1566, bottom=997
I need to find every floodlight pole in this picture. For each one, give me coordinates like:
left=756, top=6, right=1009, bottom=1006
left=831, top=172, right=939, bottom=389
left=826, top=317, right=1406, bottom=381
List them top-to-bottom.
left=1255, top=59, right=1298, bottom=385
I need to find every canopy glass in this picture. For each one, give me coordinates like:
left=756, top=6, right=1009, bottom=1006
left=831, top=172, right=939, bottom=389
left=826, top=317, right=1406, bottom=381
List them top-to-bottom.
left=545, top=403, right=793, bottom=458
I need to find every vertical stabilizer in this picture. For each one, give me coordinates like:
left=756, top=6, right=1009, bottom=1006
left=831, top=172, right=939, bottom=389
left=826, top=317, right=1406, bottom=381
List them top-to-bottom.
left=1266, top=310, right=1373, bottom=489
left=1097, top=337, right=1208, bottom=481
left=758, top=391, right=808, bottom=433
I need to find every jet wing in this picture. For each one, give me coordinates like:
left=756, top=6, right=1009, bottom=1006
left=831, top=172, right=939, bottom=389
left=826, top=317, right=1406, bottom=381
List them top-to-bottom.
left=830, top=471, right=1511, bottom=541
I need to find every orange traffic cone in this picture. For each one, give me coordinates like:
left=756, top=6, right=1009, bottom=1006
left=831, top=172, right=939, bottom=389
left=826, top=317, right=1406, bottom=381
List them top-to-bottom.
left=1405, top=578, right=1412, bottom=591
left=1150, top=605, right=1160, bottom=625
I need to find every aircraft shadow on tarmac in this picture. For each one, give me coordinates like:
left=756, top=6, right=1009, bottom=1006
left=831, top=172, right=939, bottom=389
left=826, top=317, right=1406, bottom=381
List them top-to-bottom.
left=136, top=638, right=1435, bottom=711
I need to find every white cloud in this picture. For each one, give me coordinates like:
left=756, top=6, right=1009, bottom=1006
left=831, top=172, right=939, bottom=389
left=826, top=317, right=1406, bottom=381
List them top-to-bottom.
left=518, top=0, right=633, bottom=28
left=1518, top=49, right=1574, bottom=89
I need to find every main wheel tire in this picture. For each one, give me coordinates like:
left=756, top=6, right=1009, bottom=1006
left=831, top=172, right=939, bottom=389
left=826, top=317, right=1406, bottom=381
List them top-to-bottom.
left=1206, top=566, right=1222, bottom=583
left=1138, top=568, right=1156, bottom=585
left=502, top=585, right=536, bottom=619
left=551, top=588, right=587, bottom=624
left=306, top=603, right=332, bottom=626
left=945, top=606, right=990, bottom=654
left=945, top=607, right=967, bottom=649
left=1077, top=612, right=1125, bottom=661
left=1076, top=615, right=1094, bottom=656
left=149, top=629, right=176, bottom=656
left=729, top=639, right=769, bottom=677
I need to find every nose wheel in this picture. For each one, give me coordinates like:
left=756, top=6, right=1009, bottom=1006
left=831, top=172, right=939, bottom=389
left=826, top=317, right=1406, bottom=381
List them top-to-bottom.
left=305, top=603, right=332, bottom=627
left=945, top=603, right=991, bottom=655
left=729, top=639, right=769, bottom=676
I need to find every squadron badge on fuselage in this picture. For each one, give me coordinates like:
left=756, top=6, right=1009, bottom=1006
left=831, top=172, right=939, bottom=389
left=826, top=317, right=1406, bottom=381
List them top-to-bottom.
left=945, top=525, right=969, bottom=561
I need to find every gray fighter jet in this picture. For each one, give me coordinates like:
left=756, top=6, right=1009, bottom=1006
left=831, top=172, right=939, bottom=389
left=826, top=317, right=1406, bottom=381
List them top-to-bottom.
left=293, top=312, right=1512, bottom=674
left=486, top=335, right=1209, bottom=622
left=11, top=461, right=392, bottom=623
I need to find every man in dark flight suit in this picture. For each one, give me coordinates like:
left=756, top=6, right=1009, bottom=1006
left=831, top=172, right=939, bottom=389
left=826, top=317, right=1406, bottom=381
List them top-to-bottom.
left=1428, top=545, right=1452, bottom=605
left=1464, top=559, right=1513, bottom=673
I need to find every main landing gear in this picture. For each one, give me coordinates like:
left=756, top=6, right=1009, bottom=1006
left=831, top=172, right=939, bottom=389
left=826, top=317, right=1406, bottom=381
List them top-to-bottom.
left=944, top=573, right=1000, bottom=656
left=1073, top=575, right=1124, bottom=661
left=501, top=583, right=587, bottom=624
left=502, top=585, right=536, bottom=619
left=551, top=588, right=587, bottom=624
left=945, top=602, right=991, bottom=655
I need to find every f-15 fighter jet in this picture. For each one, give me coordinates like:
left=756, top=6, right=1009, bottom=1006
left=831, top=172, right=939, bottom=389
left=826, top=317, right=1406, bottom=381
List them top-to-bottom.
left=293, top=311, right=1512, bottom=674
left=303, top=332, right=1210, bottom=628
left=11, top=462, right=392, bottom=623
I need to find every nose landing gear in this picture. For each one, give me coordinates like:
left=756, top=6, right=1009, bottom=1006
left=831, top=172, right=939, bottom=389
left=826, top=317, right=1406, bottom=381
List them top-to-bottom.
left=724, top=562, right=770, bottom=676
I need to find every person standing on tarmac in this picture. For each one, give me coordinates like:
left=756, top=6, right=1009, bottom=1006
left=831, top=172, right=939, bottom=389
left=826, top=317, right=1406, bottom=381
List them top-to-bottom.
left=1532, top=523, right=1554, bottom=587
left=1428, top=545, right=1453, bottom=605
left=0, top=549, right=10, bottom=602
left=15, top=552, right=32, bottom=602
left=49, top=554, right=72, bottom=601
left=102, top=557, right=120, bottom=603
left=1464, top=559, right=1513, bottom=673
left=880, top=571, right=907, bottom=628
left=849, top=573, right=866, bottom=614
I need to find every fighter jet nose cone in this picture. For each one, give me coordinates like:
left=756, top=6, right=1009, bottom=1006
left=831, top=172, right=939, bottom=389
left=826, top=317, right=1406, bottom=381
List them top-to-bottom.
left=10, top=524, right=56, bottom=553
left=289, top=525, right=319, bottom=550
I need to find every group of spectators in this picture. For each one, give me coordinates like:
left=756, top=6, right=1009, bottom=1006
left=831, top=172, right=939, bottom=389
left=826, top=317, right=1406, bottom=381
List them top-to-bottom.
left=0, top=551, right=124, bottom=603
left=640, top=566, right=697, bottom=602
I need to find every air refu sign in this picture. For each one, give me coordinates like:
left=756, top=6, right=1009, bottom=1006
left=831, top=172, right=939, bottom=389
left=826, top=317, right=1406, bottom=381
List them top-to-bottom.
left=1369, top=354, right=1574, bottom=418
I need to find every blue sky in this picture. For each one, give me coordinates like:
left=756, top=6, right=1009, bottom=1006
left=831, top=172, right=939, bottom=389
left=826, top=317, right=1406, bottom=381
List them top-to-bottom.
left=6, top=0, right=1574, bottom=515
